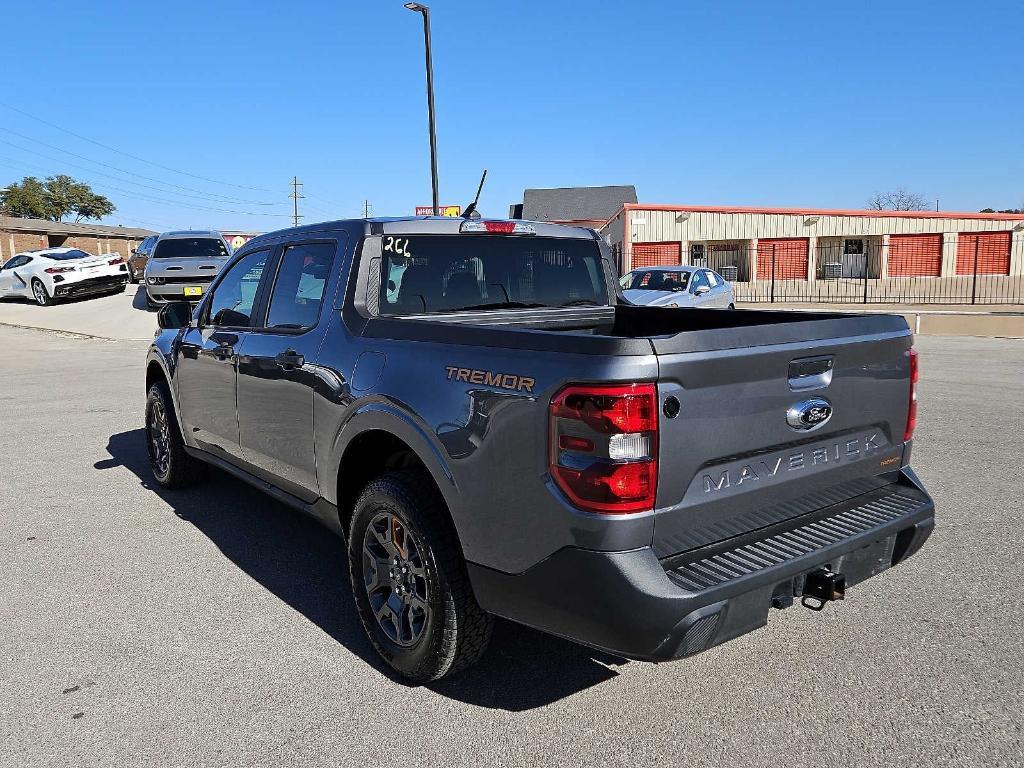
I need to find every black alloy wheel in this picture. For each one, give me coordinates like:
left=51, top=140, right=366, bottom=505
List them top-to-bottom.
left=145, top=381, right=205, bottom=489
left=362, top=511, right=431, bottom=647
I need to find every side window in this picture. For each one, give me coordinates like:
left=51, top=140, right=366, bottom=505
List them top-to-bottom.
left=265, top=242, right=335, bottom=330
left=206, top=249, right=270, bottom=327
left=2, top=256, right=23, bottom=269
left=691, top=270, right=709, bottom=292
left=704, top=270, right=719, bottom=287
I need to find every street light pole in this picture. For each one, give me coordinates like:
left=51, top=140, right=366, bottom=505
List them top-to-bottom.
left=405, top=2, right=439, bottom=215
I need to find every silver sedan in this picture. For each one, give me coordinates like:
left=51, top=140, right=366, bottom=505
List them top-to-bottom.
left=620, top=266, right=735, bottom=309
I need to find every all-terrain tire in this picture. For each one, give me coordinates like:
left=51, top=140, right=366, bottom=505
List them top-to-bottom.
left=145, top=380, right=206, bottom=489
left=348, top=471, right=492, bottom=683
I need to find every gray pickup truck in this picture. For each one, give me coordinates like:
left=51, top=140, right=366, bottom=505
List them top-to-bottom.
left=145, top=216, right=933, bottom=683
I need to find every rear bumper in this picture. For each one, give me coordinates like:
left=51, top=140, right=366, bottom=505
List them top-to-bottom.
left=53, top=273, right=128, bottom=298
left=146, top=280, right=213, bottom=302
left=469, top=472, right=934, bottom=661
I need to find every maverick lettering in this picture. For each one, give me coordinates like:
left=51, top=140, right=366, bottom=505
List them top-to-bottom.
left=702, top=433, right=882, bottom=493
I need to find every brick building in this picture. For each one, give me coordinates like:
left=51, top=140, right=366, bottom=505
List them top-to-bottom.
left=0, top=216, right=155, bottom=262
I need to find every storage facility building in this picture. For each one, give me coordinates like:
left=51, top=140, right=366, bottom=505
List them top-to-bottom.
left=602, top=205, right=1024, bottom=303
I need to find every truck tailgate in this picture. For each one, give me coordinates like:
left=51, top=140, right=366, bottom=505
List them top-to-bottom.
left=652, top=316, right=913, bottom=558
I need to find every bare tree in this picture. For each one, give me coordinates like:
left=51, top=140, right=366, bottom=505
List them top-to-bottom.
left=866, top=188, right=930, bottom=212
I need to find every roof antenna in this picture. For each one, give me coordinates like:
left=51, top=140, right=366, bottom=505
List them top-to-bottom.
left=462, top=169, right=487, bottom=219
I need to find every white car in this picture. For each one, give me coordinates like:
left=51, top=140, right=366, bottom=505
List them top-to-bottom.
left=0, top=247, right=129, bottom=306
left=620, top=265, right=735, bottom=309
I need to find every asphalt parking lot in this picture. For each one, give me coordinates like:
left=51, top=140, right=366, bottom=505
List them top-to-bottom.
left=1, top=326, right=1022, bottom=767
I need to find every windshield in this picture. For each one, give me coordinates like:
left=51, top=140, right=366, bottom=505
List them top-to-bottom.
left=378, top=235, right=606, bottom=315
left=153, top=238, right=229, bottom=260
left=47, top=249, right=92, bottom=261
left=622, top=269, right=690, bottom=292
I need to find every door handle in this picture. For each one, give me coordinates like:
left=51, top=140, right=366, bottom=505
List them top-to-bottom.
left=211, top=346, right=234, bottom=360
left=275, top=350, right=304, bottom=370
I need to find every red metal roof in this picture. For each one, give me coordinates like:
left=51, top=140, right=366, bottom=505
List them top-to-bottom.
left=617, top=203, right=1024, bottom=221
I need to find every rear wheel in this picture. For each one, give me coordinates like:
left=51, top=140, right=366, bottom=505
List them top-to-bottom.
left=31, top=278, right=54, bottom=306
left=728, top=303, right=736, bottom=309
left=145, top=380, right=205, bottom=488
left=349, top=471, right=492, bottom=683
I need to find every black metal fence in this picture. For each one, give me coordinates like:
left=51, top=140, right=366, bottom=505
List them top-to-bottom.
left=623, top=234, right=1024, bottom=305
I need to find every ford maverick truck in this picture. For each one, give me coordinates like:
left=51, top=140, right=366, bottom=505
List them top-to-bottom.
left=145, top=216, right=934, bottom=682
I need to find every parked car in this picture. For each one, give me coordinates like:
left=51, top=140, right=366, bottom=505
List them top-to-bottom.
left=145, top=216, right=933, bottom=683
left=143, top=231, right=231, bottom=308
left=128, top=234, right=158, bottom=283
left=0, top=247, right=128, bottom=306
left=620, top=265, right=735, bottom=308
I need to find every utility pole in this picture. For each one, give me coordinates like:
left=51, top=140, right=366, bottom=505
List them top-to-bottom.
left=290, top=176, right=304, bottom=227
left=363, top=199, right=372, bottom=218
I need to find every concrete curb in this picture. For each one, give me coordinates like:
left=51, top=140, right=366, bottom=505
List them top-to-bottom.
left=0, top=321, right=133, bottom=342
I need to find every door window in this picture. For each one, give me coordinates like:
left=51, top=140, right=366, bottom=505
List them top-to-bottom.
left=265, top=243, right=335, bottom=330
left=205, top=250, right=269, bottom=327
left=3, top=256, right=29, bottom=269
left=691, top=270, right=709, bottom=293
left=704, top=270, right=720, bottom=287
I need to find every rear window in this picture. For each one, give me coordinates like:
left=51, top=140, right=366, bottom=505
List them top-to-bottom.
left=379, top=235, right=605, bottom=315
left=153, top=238, right=228, bottom=260
left=47, top=249, right=92, bottom=261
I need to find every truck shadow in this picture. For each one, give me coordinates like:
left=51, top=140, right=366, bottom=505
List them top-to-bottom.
left=97, top=428, right=626, bottom=711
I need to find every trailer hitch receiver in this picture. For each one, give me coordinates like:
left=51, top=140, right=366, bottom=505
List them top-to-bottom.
left=801, top=567, right=846, bottom=611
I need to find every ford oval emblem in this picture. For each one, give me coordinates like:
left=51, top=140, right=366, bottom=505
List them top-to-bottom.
left=786, top=397, right=833, bottom=431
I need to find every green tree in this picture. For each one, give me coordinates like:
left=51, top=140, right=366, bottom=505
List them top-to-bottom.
left=0, top=175, right=115, bottom=222
left=1, top=176, right=49, bottom=218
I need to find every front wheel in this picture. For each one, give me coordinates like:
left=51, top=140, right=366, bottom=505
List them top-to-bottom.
left=31, top=278, right=54, bottom=306
left=728, top=303, right=736, bottom=310
left=145, top=381, right=205, bottom=488
left=349, top=471, right=492, bottom=683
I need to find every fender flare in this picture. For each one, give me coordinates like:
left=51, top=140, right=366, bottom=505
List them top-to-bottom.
left=144, top=347, right=188, bottom=442
left=322, top=400, right=460, bottom=521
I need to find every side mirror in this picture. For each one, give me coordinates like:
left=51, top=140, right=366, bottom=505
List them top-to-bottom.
left=694, top=285, right=711, bottom=296
left=157, top=301, right=193, bottom=329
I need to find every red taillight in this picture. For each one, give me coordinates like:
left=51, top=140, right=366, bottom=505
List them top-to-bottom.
left=108, top=256, right=125, bottom=265
left=44, top=266, right=74, bottom=274
left=904, top=348, right=918, bottom=442
left=549, top=383, right=658, bottom=514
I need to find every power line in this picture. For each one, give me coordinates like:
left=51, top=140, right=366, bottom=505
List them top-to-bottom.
left=0, top=101, right=275, bottom=193
left=0, top=126, right=282, bottom=206
left=0, top=143, right=288, bottom=211
left=0, top=155, right=292, bottom=218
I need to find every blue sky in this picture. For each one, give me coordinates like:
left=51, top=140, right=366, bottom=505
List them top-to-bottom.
left=2, top=0, right=1021, bottom=233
